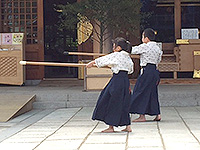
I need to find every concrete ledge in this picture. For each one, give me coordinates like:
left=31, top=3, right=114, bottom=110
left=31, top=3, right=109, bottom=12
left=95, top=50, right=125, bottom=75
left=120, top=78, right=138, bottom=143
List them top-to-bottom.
left=25, top=80, right=41, bottom=86
left=1, top=84, right=200, bottom=109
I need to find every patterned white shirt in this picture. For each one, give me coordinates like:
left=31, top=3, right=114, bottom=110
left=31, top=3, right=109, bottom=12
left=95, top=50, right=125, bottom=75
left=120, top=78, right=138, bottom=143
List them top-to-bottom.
left=131, top=41, right=163, bottom=67
left=95, top=51, right=134, bottom=74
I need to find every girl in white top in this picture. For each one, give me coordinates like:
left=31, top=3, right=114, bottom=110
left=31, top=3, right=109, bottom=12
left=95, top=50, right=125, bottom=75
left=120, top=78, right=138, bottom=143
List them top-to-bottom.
left=130, top=28, right=162, bottom=122
left=87, top=37, right=134, bottom=133
left=131, top=39, right=162, bottom=67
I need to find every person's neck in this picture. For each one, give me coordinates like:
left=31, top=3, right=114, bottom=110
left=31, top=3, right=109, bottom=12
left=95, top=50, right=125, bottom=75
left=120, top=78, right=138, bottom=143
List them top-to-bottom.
left=144, top=40, right=152, bottom=44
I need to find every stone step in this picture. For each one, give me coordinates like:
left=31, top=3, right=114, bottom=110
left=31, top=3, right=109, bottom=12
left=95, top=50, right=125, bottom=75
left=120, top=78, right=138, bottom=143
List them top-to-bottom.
left=39, top=78, right=84, bottom=87
left=32, top=85, right=200, bottom=109
left=33, top=100, right=97, bottom=109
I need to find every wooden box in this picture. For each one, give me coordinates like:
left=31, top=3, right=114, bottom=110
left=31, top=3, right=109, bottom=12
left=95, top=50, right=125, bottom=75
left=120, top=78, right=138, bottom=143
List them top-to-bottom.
left=0, top=33, right=25, bottom=85
left=176, top=39, right=200, bottom=72
left=193, top=51, right=200, bottom=78
left=84, top=67, right=112, bottom=91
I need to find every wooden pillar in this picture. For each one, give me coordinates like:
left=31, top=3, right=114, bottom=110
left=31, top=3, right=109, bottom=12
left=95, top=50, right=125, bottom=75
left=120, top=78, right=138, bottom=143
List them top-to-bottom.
left=174, top=0, right=181, bottom=39
left=0, top=2, right=2, bottom=32
left=93, top=20, right=100, bottom=55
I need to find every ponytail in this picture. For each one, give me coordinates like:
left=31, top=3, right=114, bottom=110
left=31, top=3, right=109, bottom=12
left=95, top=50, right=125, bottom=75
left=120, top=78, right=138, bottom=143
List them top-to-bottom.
left=112, top=37, right=132, bottom=53
left=126, top=40, right=131, bottom=53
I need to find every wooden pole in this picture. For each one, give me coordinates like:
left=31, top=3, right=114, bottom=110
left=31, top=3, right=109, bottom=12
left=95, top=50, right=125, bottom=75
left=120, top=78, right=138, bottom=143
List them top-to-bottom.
left=67, top=51, right=140, bottom=59
left=68, top=52, right=105, bottom=56
left=19, top=61, right=86, bottom=67
left=19, top=61, right=111, bottom=69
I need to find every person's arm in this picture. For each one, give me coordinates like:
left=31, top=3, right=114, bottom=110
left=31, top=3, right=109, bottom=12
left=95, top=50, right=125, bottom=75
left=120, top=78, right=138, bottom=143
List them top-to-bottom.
left=131, top=43, right=147, bottom=54
left=157, top=50, right=163, bottom=64
left=86, top=53, right=117, bottom=68
left=86, top=60, right=95, bottom=68
left=129, top=66, right=134, bottom=74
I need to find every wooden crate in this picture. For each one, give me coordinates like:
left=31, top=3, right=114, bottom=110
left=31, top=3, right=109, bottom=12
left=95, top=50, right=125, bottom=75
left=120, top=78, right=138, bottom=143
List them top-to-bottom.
left=0, top=33, right=25, bottom=85
left=177, top=39, right=200, bottom=72
left=193, top=51, right=200, bottom=78
left=84, top=67, right=112, bottom=91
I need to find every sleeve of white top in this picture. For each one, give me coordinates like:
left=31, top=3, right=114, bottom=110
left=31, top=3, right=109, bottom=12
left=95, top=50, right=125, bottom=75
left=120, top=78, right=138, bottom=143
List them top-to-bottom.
left=131, top=43, right=147, bottom=54
left=158, top=50, right=163, bottom=64
left=95, top=53, right=117, bottom=68
left=128, top=63, right=134, bottom=74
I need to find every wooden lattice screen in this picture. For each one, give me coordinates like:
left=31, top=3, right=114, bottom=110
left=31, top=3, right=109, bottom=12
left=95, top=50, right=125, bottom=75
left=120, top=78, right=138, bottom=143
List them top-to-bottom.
left=0, top=0, right=44, bottom=80
left=0, top=0, right=38, bottom=44
left=0, top=33, right=25, bottom=85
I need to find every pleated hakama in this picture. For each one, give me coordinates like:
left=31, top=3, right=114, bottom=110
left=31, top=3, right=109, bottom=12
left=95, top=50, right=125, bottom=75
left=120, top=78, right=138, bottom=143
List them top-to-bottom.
left=129, top=63, right=160, bottom=115
left=92, top=71, right=131, bottom=127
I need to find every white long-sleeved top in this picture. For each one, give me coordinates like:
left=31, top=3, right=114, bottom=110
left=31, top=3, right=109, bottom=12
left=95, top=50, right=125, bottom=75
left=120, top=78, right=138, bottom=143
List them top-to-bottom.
left=131, top=41, right=163, bottom=67
left=95, top=51, right=134, bottom=74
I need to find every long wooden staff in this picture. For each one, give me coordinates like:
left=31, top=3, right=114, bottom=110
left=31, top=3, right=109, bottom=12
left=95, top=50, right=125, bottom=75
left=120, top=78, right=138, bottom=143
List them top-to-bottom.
left=66, top=51, right=140, bottom=59
left=66, top=52, right=105, bottom=56
left=19, top=61, right=86, bottom=67
left=19, top=61, right=110, bottom=68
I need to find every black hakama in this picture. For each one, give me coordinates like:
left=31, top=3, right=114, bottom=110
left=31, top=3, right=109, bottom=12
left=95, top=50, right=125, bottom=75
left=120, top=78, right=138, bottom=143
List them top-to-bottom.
left=129, top=63, right=160, bottom=115
left=92, top=71, right=131, bottom=127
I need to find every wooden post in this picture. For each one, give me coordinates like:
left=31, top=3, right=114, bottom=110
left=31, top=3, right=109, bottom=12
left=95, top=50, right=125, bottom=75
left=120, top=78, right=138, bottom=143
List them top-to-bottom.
left=37, top=0, right=44, bottom=79
left=174, top=0, right=181, bottom=39
left=0, top=2, right=2, bottom=32
left=93, top=20, right=101, bottom=59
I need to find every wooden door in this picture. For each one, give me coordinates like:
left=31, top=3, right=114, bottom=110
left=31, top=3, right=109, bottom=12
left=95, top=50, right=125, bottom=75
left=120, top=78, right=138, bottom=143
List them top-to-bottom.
left=0, top=0, right=44, bottom=80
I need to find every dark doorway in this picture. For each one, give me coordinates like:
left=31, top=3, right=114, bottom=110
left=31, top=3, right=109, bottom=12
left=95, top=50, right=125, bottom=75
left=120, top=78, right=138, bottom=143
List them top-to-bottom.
left=44, top=0, right=78, bottom=78
left=141, top=0, right=175, bottom=43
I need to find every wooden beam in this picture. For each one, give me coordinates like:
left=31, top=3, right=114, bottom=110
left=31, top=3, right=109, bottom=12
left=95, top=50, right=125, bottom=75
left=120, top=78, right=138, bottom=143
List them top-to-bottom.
left=174, top=0, right=181, bottom=39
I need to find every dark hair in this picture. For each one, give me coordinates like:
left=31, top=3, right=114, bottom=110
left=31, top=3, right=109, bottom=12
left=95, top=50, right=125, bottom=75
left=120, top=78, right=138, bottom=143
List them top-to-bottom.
left=143, top=28, right=156, bottom=41
left=112, top=37, right=131, bottom=53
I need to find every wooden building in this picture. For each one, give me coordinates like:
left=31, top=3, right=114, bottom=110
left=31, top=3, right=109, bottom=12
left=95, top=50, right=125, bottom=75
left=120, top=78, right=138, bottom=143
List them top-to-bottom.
left=0, top=0, right=200, bottom=82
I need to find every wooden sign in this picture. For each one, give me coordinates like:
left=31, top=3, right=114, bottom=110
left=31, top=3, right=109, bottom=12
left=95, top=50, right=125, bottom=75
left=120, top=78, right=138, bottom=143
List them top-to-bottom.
left=77, top=15, right=93, bottom=45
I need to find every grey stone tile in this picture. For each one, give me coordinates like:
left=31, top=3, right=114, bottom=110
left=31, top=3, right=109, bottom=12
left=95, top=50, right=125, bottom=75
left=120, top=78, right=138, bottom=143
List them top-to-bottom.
left=80, top=143, right=126, bottom=150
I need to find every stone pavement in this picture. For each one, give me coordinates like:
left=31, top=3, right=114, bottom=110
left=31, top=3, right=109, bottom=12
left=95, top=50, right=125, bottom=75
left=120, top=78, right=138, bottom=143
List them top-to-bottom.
left=0, top=106, right=200, bottom=150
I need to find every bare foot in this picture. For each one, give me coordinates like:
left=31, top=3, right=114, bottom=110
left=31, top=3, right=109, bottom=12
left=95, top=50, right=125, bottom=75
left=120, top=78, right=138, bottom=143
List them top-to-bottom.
left=154, top=115, right=161, bottom=121
left=132, top=118, right=146, bottom=122
left=122, top=125, right=132, bottom=132
left=101, top=128, right=115, bottom=133
left=121, top=128, right=132, bottom=132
